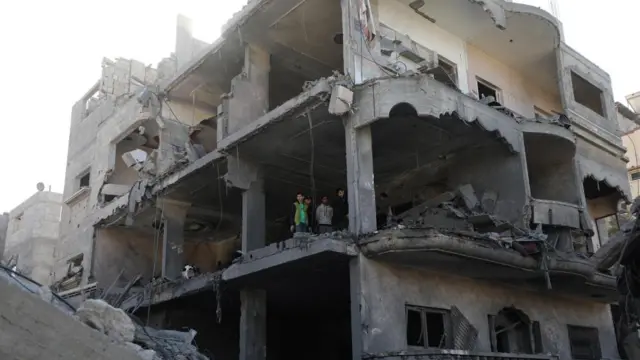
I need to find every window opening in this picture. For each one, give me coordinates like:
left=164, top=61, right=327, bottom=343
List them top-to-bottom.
left=571, top=71, right=605, bottom=116
left=477, top=77, right=500, bottom=102
left=406, top=305, right=451, bottom=348
left=489, top=307, right=542, bottom=354
left=567, top=325, right=601, bottom=360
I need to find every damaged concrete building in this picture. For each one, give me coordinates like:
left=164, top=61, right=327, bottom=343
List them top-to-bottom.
left=54, top=1, right=631, bottom=359
left=1, top=187, right=62, bottom=286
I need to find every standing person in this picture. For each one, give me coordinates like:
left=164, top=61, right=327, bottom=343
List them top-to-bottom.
left=332, top=188, right=349, bottom=230
left=290, top=192, right=309, bottom=233
left=316, top=195, right=334, bottom=234
left=304, top=196, right=314, bottom=233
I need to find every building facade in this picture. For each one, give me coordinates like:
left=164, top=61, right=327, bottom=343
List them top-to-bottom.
left=57, top=1, right=629, bottom=359
left=2, top=189, right=62, bottom=286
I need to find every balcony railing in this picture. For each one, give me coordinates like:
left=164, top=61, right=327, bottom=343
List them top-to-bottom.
left=364, top=349, right=558, bottom=360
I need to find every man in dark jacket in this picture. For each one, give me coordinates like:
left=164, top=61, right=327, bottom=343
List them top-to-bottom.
left=332, top=188, right=348, bottom=230
left=290, top=192, right=309, bottom=233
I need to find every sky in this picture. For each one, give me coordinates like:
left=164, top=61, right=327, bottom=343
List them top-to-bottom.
left=0, top=0, right=638, bottom=213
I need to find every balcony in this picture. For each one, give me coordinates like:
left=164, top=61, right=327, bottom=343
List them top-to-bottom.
left=364, top=349, right=557, bottom=360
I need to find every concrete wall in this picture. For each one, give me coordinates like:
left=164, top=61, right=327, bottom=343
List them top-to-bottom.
left=372, top=0, right=562, bottom=118
left=378, top=0, right=470, bottom=94
left=466, top=45, right=563, bottom=117
left=448, top=144, right=528, bottom=225
left=3, top=191, right=62, bottom=285
left=0, top=212, right=8, bottom=259
left=93, top=227, right=161, bottom=287
left=355, top=256, right=619, bottom=359
left=0, top=276, right=141, bottom=360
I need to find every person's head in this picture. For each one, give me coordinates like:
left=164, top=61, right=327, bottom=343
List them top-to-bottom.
left=336, top=188, right=345, bottom=197
left=296, top=192, right=304, bottom=202
left=321, top=195, right=329, bottom=204
left=304, top=197, right=312, bottom=205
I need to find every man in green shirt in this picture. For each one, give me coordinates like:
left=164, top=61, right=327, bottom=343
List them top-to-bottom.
left=290, top=192, right=309, bottom=233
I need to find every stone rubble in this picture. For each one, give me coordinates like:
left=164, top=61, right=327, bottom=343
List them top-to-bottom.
left=75, top=299, right=209, bottom=360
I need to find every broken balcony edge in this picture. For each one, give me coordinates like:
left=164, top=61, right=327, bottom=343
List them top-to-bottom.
left=359, top=228, right=616, bottom=295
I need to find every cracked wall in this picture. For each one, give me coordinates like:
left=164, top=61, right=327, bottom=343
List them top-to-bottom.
left=355, top=256, right=619, bottom=359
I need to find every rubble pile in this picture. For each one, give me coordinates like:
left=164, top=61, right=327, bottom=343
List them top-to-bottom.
left=393, top=184, right=547, bottom=256
left=76, top=299, right=209, bottom=360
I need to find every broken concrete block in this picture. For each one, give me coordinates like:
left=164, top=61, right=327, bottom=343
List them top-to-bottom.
left=328, top=85, right=353, bottom=115
left=457, top=184, right=479, bottom=211
left=481, top=190, right=498, bottom=214
left=76, top=299, right=135, bottom=343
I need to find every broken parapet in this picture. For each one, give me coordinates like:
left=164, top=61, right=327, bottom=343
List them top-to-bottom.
left=75, top=299, right=209, bottom=360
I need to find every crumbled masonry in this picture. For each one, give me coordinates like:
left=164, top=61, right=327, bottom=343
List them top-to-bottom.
left=76, top=299, right=209, bottom=360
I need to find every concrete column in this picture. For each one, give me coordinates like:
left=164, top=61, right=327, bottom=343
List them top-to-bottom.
left=224, top=44, right=270, bottom=136
left=344, top=117, right=377, bottom=235
left=225, top=156, right=266, bottom=252
left=159, top=199, right=190, bottom=280
left=349, top=256, right=364, bottom=360
left=239, top=289, right=267, bottom=360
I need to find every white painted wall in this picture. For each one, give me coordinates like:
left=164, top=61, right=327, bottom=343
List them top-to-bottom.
left=376, top=0, right=562, bottom=118
left=378, top=0, right=470, bottom=94
left=467, top=45, right=563, bottom=117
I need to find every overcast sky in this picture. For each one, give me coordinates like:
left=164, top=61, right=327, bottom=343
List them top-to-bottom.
left=0, top=0, right=637, bottom=213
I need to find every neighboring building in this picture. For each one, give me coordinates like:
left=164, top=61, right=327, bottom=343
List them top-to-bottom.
left=57, top=1, right=629, bottom=360
left=619, top=93, right=640, bottom=199
left=2, top=189, right=62, bottom=286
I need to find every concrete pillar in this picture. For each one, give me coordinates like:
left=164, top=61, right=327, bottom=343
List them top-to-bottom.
left=223, top=44, right=270, bottom=137
left=344, top=117, right=377, bottom=235
left=225, top=156, right=266, bottom=252
left=159, top=199, right=190, bottom=280
left=349, top=256, right=364, bottom=360
left=239, top=289, right=267, bottom=360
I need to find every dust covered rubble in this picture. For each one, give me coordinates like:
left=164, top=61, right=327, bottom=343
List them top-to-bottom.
left=392, top=184, right=547, bottom=256
left=75, top=299, right=209, bottom=360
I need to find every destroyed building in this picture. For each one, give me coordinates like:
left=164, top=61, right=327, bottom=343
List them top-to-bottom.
left=53, top=1, right=631, bottom=359
left=1, top=187, right=62, bottom=286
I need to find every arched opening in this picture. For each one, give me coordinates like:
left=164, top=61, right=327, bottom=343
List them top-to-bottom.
left=370, top=105, right=526, bottom=229
left=489, top=307, right=542, bottom=354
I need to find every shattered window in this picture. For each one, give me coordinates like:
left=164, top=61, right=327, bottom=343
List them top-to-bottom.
left=477, top=77, right=500, bottom=102
left=406, top=305, right=451, bottom=348
left=489, top=307, right=542, bottom=354
left=568, top=325, right=601, bottom=360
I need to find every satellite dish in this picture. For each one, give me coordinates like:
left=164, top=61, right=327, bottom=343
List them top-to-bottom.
left=36, top=182, right=45, bottom=192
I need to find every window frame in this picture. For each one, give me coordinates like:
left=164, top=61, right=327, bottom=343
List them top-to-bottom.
left=437, top=55, right=458, bottom=86
left=570, top=71, right=606, bottom=117
left=476, top=77, right=502, bottom=103
left=77, top=168, right=91, bottom=189
left=594, top=213, right=620, bottom=247
left=406, top=304, right=453, bottom=349
left=567, top=325, right=601, bottom=360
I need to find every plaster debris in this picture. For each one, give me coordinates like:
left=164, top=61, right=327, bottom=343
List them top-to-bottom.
left=75, top=299, right=209, bottom=360
left=76, top=299, right=136, bottom=343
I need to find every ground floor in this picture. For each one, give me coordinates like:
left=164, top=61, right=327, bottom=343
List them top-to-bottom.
left=131, top=243, right=619, bottom=360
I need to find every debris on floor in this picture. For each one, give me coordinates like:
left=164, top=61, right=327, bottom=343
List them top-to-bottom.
left=393, top=184, right=548, bottom=256
left=75, top=299, right=209, bottom=360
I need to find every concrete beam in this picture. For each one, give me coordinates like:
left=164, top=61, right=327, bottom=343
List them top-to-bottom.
left=217, top=79, right=332, bottom=151
left=345, top=118, right=377, bottom=235
left=159, top=199, right=190, bottom=280
left=223, top=237, right=358, bottom=281
left=239, top=289, right=266, bottom=360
